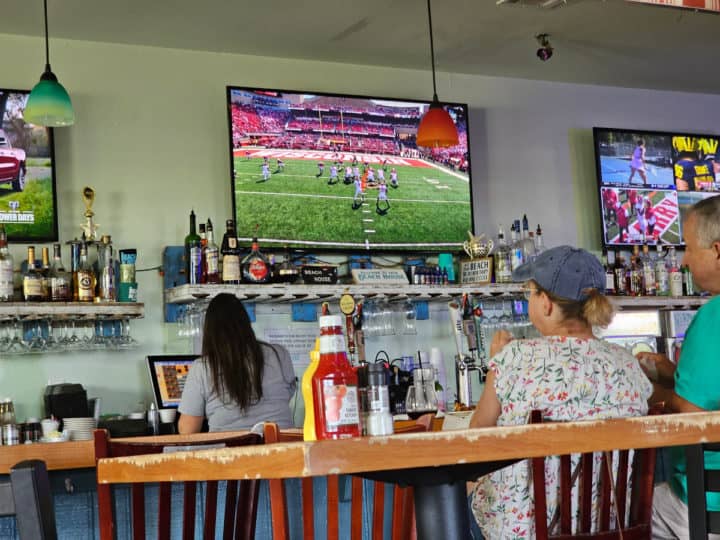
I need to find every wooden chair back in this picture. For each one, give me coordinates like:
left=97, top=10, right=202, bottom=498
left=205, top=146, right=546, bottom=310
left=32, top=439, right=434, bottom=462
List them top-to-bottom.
left=530, top=410, right=656, bottom=540
left=264, top=414, right=435, bottom=540
left=94, top=429, right=262, bottom=540
left=685, top=442, right=720, bottom=540
left=0, top=460, right=57, bottom=540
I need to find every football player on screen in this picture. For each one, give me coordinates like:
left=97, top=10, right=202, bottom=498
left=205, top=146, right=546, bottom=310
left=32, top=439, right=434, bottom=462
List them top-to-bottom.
left=376, top=180, right=390, bottom=215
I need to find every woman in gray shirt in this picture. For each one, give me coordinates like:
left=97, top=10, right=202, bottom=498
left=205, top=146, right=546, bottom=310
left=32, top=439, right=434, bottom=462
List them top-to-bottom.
left=178, top=294, right=296, bottom=433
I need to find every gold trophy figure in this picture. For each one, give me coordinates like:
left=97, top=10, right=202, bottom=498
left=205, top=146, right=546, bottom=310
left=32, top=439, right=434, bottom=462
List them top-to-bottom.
left=80, top=186, right=100, bottom=241
left=463, top=231, right=493, bottom=260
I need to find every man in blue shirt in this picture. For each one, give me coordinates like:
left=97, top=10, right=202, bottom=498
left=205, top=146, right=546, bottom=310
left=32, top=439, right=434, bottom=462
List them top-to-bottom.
left=637, top=194, right=720, bottom=539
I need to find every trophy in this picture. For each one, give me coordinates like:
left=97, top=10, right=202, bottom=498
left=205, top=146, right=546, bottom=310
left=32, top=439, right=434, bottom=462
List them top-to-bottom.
left=80, top=186, right=100, bottom=241
left=462, top=231, right=494, bottom=260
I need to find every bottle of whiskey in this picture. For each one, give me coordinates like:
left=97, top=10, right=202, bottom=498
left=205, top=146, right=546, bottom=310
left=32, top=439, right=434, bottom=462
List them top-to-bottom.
left=184, top=210, right=202, bottom=285
left=203, top=219, right=221, bottom=284
left=221, top=219, right=241, bottom=284
left=0, top=225, right=13, bottom=301
left=242, top=225, right=270, bottom=284
left=76, top=242, right=96, bottom=303
left=49, top=243, right=71, bottom=301
left=40, top=246, right=51, bottom=300
left=23, top=247, right=45, bottom=301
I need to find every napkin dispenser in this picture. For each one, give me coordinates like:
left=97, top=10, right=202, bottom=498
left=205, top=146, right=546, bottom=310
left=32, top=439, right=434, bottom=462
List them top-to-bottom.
left=44, top=383, right=89, bottom=421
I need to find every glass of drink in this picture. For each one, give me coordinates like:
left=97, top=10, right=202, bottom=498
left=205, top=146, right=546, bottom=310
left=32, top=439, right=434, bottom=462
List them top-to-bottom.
left=405, top=380, right=438, bottom=420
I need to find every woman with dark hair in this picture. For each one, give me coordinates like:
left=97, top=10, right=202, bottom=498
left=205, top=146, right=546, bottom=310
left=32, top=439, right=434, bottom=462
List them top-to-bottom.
left=178, top=293, right=296, bottom=433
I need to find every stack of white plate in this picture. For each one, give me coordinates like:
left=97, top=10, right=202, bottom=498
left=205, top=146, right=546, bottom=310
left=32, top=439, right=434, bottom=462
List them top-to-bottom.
left=63, top=417, right=96, bottom=441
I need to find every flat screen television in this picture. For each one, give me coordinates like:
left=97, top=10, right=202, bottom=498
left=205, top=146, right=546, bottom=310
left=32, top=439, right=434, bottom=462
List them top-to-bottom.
left=227, top=87, right=472, bottom=252
left=0, top=89, right=58, bottom=241
left=594, top=127, right=720, bottom=247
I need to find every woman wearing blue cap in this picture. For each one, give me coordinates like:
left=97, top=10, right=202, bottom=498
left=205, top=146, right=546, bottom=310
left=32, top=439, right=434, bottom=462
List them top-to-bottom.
left=468, top=245, right=653, bottom=539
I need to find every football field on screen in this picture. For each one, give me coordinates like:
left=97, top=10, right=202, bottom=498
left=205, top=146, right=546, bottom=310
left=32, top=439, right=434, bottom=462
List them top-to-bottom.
left=232, top=155, right=471, bottom=248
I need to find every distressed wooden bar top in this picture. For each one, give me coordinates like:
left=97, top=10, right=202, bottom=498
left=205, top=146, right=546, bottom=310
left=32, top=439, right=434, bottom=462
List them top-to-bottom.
left=98, top=411, right=720, bottom=484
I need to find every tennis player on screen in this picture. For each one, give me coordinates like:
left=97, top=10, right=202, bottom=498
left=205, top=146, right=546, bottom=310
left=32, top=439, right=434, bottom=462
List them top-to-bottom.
left=628, top=140, right=648, bottom=185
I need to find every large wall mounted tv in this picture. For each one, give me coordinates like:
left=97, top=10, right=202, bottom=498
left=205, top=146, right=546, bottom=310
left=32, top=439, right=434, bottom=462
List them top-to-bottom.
left=227, top=87, right=472, bottom=252
left=0, top=89, right=58, bottom=242
left=594, top=127, right=720, bottom=248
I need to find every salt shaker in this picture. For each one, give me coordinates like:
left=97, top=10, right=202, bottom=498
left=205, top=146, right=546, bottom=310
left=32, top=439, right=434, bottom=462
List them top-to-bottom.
left=366, top=363, right=394, bottom=436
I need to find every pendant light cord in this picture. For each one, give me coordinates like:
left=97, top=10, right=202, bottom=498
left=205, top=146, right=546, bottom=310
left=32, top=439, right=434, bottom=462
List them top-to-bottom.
left=43, top=0, right=51, bottom=69
left=426, top=0, right=439, bottom=102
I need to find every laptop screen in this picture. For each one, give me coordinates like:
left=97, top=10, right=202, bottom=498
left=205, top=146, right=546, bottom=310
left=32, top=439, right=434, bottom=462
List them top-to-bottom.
left=146, top=355, right=200, bottom=409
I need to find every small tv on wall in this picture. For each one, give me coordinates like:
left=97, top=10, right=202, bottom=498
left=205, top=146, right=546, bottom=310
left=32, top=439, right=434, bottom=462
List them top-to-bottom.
left=227, top=86, right=472, bottom=252
left=0, top=88, right=58, bottom=242
left=593, top=126, right=720, bottom=248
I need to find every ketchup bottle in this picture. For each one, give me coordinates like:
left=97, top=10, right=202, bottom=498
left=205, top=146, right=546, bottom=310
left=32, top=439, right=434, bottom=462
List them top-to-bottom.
left=312, top=315, right=362, bottom=440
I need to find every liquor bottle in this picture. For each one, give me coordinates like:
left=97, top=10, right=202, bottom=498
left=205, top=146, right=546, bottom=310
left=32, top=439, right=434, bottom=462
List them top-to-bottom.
left=184, top=210, right=202, bottom=285
left=521, top=215, right=536, bottom=262
left=202, top=219, right=221, bottom=284
left=221, top=219, right=241, bottom=284
left=510, top=221, right=524, bottom=272
left=198, top=222, right=207, bottom=284
left=535, top=224, right=546, bottom=256
left=0, top=225, right=13, bottom=301
left=241, top=225, right=270, bottom=284
left=493, top=225, right=512, bottom=283
left=97, top=235, right=116, bottom=302
left=75, top=242, right=96, bottom=303
left=49, top=243, right=71, bottom=301
left=641, top=244, right=656, bottom=296
left=655, top=245, right=669, bottom=296
left=40, top=246, right=51, bottom=300
left=668, top=246, right=683, bottom=298
left=22, top=247, right=45, bottom=301
left=627, top=247, right=642, bottom=296
left=603, top=250, right=616, bottom=295
left=613, top=253, right=627, bottom=296
left=682, top=265, right=695, bottom=296
left=312, top=315, right=361, bottom=440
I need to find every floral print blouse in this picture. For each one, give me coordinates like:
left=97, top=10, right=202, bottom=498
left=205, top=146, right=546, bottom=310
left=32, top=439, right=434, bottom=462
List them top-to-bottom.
left=470, top=336, right=653, bottom=539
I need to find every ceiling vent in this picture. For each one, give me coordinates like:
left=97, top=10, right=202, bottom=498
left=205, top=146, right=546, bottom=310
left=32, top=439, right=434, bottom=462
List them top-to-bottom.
left=496, top=0, right=575, bottom=8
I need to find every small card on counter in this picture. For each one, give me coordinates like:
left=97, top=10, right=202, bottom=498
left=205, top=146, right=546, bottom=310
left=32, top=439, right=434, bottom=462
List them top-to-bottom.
left=460, top=257, right=493, bottom=285
left=351, top=268, right=409, bottom=285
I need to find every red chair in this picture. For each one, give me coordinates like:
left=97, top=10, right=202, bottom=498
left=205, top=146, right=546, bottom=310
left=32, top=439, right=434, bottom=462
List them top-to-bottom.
left=530, top=410, right=656, bottom=540
left=264, top=414, right=434, bottom=540
left=94, top=429, right=262, bottom=540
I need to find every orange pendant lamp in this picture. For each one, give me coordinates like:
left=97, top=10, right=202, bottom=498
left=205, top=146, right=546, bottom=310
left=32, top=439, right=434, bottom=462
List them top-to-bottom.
left=415, top=0, right=458, bottom=149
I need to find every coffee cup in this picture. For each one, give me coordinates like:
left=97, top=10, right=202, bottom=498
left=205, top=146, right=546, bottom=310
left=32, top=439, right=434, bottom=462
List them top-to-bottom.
left=158, top=408, right=177, bottom=424
left=40, top=419, right=60, bottom=438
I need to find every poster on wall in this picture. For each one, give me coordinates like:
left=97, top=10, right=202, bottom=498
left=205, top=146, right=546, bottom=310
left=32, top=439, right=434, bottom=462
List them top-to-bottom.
left=0, top=89, right=58, bottom=241
left=594, top=127, right=719, bottom=247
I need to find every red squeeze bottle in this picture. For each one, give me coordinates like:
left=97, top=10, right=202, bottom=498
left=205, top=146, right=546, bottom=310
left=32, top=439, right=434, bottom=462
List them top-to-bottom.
left=312, top=315, right=362, bottom=440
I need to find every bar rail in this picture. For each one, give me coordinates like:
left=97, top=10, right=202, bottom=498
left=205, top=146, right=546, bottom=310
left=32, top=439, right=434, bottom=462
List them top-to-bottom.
left=97, top=411, right=720, bottom=484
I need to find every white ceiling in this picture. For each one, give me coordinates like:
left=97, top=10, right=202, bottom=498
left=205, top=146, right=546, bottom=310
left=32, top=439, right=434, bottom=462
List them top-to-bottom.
left=1, top=0, right=720, bottom=94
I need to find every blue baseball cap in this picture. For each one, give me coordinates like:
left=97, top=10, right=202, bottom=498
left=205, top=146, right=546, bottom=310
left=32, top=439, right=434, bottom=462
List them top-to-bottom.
left=512, top=245, right=605, bottom=301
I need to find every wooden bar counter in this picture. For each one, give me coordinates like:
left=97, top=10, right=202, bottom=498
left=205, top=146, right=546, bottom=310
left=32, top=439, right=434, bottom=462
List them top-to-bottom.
left=96, top=412, right=720, bottom=540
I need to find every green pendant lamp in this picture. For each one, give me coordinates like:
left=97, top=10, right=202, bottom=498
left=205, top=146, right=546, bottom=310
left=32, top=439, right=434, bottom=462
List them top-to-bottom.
left=24, top=0, right=75, bottom=127
left=415, top=0, right=458, bottom=149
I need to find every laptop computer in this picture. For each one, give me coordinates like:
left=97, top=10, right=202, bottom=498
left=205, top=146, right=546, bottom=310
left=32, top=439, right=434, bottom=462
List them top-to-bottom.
left=146, top=355, right=200, bottom=409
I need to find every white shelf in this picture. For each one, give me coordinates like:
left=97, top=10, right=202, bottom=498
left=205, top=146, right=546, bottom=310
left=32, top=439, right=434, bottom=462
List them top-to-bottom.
left=165, top=283, right=524, bottom=305
left=165, top=284, right=710, bottom=310
left=609, top=296, right=709, bottom=310
left=0, top=302, right=145, bottom=321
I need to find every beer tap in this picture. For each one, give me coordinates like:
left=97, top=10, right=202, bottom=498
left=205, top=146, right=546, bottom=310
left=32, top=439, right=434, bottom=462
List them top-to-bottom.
left=449, top=294, right=482, bottom=408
